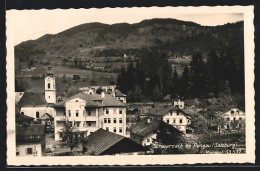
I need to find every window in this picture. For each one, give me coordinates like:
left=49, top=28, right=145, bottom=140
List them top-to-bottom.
left=48, top=83, right=50, bottom=89
left=49, top=96, right=50, bottom=99
left=75, top=100, right=78, bottom=102
left=180, top=105, right=182, bottom=107
left=106, top=109, right=109, bottom=114
left=119, top=109, right=122, bottom=114
left=68, top=110, right=71, bottom=117
left=76, top=110, right=79, bottom=117
left=88, top=110, right=91, bottom=116
left=231, top=110, right=234, bottom=115
left=236, top=110, right=240, bottom=114
left=36, top=111, right=39, bottom=118
left=170, top=111, right=172, bottom=116
left=177, top=111, right=180, bottom=115
left=21, top=112, right=24, bottom=115
left=233, top=117, right=236, bottom=121
left=239, top=117, right=242, bottom=121
left=104, top=118, right=107, bottom=123
left=108, top=118, right=111, bottom=123
left=114, top=118, right=116, bottom=123
left=119, top=118, right=122, bottom=123
left=227, top=118, right=230, bottom=121
left=167, top=119, right=169, bottom=124
left=173, top=119, right=176, bottom=124
left=179, top=119, right=183, bottom=124
left=76, top=122, right=80, bottom=127
left=88, top=122, right=91, bottom=127
left=106, top=127, right=109, bottom=131
left=113, top=127, right=116, bottom=133
left=119, top=127, right=122, bottom=133
left=147, top=138, right=150, bottom=143
left=27, top=148, right=33, bottom=155
left=16, top=151, right=19, bottom=156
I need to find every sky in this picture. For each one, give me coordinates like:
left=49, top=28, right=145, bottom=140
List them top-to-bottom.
left=7, top=7, right=244, bottom=45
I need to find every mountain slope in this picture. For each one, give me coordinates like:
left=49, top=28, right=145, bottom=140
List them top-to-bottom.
left=15, top=18, right=244, bottom=62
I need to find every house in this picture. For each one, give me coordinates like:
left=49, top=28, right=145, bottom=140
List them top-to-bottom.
left=114, top=89, right=127, bottom=103
left=53, top=92, right=127, bottom=140
left=154, top=95, right=172, bottom=107
left=172, top=96, right=185, bottom=109
left=146, top=105, right=191, bottom=133
left=220, top=106, right=245, bottom=130
left=15, top=113, right=34, bottom=126
left=129, top=119, right=183, bottom=147
left=16, top=125, right=45, bottom=157
left=83, top=128, right=146, bottom=155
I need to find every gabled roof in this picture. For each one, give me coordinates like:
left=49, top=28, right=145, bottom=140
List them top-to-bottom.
left=114, top=89, right=126, bottom=97
left=17, top=92, right=48, bottom=107
left=53, top=93, right=103, bottom=108
left=54, top=93, right=126, bottom=108
left=146, top=105, right=189, bottom=117
left=221, top=105, right=244, bottom=113
left=15, top=113, right=34, bottom=123
left=39, top=113, right=54, bottom=120
left=129, top=119, right=160, bottom=137
left=16, top=125, right=45, bottom=143
left=84, top=129, right=126, bottom=155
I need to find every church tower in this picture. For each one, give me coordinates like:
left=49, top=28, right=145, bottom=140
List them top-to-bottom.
left=45, top=66, right=56, bottom=104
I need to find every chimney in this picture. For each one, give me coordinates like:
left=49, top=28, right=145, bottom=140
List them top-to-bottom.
left=101, top=92, right=105, bottom=98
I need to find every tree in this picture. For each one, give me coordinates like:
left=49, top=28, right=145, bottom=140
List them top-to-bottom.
left=189, top=52, right=206, bottom=97
left=180, top=65, right=190, bottom=98
left=171, top=68, right=180, bottom=98
left=224, top=80, right=231, bottom=96
left=151, top=85, right=162, bottom=102
left=96, top=87, right=103, bottom=94
left=59, top=118, right=81, bottom=152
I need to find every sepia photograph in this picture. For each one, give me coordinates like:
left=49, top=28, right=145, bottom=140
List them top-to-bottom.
left=6, top=6, right=255, bottom=165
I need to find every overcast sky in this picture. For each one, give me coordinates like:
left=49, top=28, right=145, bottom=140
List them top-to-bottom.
left=8, top=7, right=243, bottom=45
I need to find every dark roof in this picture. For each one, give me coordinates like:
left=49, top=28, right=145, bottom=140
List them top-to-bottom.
left=115, top=89, right=126, bottom=97
left=17, top=92, right=48, bottom=107
left=54, top=93, right=126, bottom=107
left=162, top=95, right=172, bottom=101
left=172, top=96, right=184, bottom=102
left=147, top=105, right=189, bottom=117
left=221, top=105, right=244, bottom=113
left=15, top=113, right=34, bottom=123
left=129, top=119, right=160, bottom=137
left=16, top=125, right=45, bottom=143
left=84, top=129, right=126, bottom=155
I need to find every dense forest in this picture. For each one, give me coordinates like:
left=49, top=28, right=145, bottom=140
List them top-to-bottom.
left=117, top=47, right=244, bottom=103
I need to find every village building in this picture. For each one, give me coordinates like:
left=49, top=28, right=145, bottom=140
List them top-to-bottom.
left=17, top=66, right=56, bottom=120
left=114, top=89, right=127, bottom=103
left=53, top=92, right=127, bottom=140
left=172, top=96, right=185, bottom=109
left=146, top=105, right=191, bottom=133
left=220, top=106, right=246, bottom=130
left=15, top=113, right=34, bottom=126
left=129, top=118, right=183, bottom=147
left=128, top=119, right=159, bottom=146
left=16, top=125, right=45, bottom=157
left=83, top=128, right=146, bottom=155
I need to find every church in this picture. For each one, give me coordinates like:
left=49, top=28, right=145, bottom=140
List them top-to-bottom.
left=17, top=66, right=56, bottom=120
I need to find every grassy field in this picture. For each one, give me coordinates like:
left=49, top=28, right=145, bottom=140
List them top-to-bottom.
left=20, top=64, right=118, bottom=79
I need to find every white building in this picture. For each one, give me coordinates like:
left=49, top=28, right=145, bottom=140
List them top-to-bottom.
left=17, top=66, right=56, bottom=120
left=45, top=66, right=56, bottom=104
left=53, top=92, right=127, bottom=140
left=173, top=97, right=184, bottom=109
left=146, top=105, right=191, bottom=132
left=221, top=106, right=246, bottom=130
left=16, top=125, right=45, bottom=157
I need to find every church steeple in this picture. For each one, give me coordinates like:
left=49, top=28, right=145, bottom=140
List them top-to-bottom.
left=45, top=66, right=56, bottom=104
